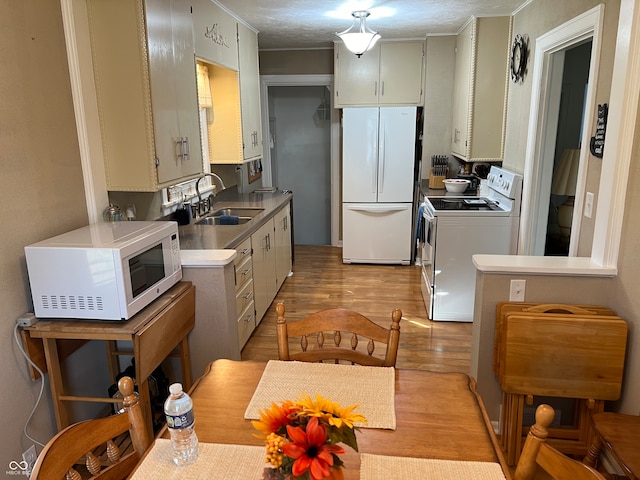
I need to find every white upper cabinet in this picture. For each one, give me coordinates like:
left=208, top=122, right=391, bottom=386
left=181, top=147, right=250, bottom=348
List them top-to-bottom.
left=87, top=0, right=202, bottom=191
left=192, top=0, right=238, bottom=70
left=451, top=17, right=511, bottom=162
left=237, top=22, right=263, bottom=162
left=334, top=41, right=424, bottom=107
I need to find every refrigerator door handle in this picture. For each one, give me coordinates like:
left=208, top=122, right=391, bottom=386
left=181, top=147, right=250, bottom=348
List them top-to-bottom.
left=379, top=120, right=385, bottom=194
left=345, top=204, right=409, bottom=214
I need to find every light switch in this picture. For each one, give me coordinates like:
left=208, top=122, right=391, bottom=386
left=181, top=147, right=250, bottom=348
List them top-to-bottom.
left=584, top=192, right=594, bottom=218
left=510, top=279, right=526, bottom=302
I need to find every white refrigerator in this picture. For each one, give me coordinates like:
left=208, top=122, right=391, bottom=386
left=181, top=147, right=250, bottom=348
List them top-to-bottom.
left=342, top=107, right=417, bottom=264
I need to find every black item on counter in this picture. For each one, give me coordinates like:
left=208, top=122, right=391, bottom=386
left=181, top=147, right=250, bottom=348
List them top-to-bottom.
left=456, top=174, right=479, bottom=192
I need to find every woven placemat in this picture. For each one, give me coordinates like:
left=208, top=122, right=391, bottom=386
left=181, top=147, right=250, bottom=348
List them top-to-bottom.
left=244, top=360, right=396, bottom=429
left=129, top=439, right=267, bottom=479
left=360, top=454, right=507, bottom=480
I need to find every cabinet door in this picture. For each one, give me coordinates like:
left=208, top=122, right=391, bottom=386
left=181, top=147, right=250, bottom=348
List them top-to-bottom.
left=147, top=0, right=201, bottom=186
left=171, top=0, right=202, bottom=182
left=192, top=0, right=238, bottom=69
left=451, top=21, right=473, bottom=159
left=237, top=22, right=263, bottom=161
left=334, top=42, right=380, bottom=106
left=379, top=42, right=424, bottom=105
left=274, top=203, right=292, bottom=290
left=251, top=219, right=276, bottom=322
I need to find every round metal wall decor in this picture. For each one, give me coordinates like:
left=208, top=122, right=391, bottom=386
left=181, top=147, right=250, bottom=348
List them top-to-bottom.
left=510, top=34, right=528, bottom=84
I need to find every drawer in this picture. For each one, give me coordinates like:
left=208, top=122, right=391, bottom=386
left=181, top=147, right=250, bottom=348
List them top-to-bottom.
left=234, top=237, right=252, bottom=266
left=235, top=255, right=253, bottom=289
left=235, top=278, right=254, bottom=314
left=237, top=301, right=256, bottom=349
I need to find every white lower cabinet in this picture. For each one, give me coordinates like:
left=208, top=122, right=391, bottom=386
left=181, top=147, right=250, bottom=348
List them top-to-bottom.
left=251, top=201, right=292, bottom=324
left=274, top=203, right=292, bottom=290
left=251, top=219, right=277, bottom=323
left=234, top=237, right=256, bottom=349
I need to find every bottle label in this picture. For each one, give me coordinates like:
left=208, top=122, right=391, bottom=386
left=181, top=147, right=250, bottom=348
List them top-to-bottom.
left=166, top=409, right=194, bottom=429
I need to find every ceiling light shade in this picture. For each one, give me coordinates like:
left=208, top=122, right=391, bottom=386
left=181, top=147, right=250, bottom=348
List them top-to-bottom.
left=336, top=11, right=381, bottom=57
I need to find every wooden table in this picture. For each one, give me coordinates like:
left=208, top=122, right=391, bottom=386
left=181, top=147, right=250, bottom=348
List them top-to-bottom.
left=22, top=281, right=195, bottom=437
left=154, top=359, right=511, bottom=479
left=583, top=412, right=640, bottom=479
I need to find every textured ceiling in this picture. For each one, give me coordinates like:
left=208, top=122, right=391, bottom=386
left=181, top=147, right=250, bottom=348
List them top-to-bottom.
left=216, top=0, right=527, bottom=50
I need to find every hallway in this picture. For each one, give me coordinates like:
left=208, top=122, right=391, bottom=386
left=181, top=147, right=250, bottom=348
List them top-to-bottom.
left=241, top=245, right=473, bottom=372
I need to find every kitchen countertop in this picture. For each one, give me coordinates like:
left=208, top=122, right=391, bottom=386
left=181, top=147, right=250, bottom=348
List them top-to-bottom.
left=177, top=188, right=293, bottom=253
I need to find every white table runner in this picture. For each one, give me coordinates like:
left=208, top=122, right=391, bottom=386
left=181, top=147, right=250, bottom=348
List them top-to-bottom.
left=244, top=360, right=396, bottom=429
left=129, top=439, right=266, bottom=480
left=360, top=454, right=507, bottom=480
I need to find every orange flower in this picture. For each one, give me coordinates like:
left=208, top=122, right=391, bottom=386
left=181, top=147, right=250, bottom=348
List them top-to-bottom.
left=252, top=400, right=300, bottom=438
left=281, top=417, right=345, bottom=480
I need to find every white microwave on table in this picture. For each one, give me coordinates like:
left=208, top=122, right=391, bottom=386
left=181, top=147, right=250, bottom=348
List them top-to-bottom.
left=24, top=221, right=182, bottom=321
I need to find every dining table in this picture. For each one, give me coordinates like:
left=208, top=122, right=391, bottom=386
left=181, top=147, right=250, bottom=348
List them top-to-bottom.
left=128, top=359, right=512, bottom=479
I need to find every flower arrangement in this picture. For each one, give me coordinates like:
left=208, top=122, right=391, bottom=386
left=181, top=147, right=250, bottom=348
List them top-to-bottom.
left=252, top=394, right=367, bottom=480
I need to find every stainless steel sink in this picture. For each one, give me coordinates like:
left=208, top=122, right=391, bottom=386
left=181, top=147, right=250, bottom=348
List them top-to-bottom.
left=195, top=207, right=264, bottom=226
left=209, top=208, right=264, bottom=218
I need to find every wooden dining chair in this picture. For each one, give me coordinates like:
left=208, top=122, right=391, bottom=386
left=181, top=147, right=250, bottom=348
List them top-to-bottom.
left=275, top=302, right=402, bottom=367
left=30, top=376, right=152, bottom=480
left=514, top=404, right=606, bottom=480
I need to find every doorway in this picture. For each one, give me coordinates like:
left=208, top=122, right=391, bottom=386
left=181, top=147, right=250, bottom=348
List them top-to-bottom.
left=519, top=5, right=604, bottom=257
left=545, top=41, right=592, bottom=256
left=260, top=75, right=340, bottom=247
left=269, top=85, right=331, bottom=245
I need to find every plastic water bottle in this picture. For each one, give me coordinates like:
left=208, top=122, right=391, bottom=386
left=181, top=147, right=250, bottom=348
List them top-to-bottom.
left=164, top=383, right=199, bottom=465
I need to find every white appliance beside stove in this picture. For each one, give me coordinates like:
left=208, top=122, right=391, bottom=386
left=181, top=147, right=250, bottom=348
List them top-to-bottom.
left=420, top=166, right=523, bottom=322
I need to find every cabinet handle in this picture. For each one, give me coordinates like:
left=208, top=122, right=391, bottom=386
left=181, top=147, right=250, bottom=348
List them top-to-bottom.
left=374, top=81, right=378, bottom=96
left=381, top=81, right=385, bottom=96
left=183, top=137, right=190, bottom=161
left=175, top=138, right=184, bottom=161
left=266, top=233, right=271, bottom=251
left=241, top=247, right=251, bottom=256
left=242, top=268, right=251, bottom=277
left=243, top=291, right=253, bottom=300
left=244, top=313, right=253, bottom=323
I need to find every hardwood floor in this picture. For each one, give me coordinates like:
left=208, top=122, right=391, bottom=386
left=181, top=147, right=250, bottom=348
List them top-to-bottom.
left=241, top=245, right=473, bottom=372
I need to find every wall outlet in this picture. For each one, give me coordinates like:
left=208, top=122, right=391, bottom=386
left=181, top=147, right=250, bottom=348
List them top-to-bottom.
left=509, top=279, right=526, bottom=302
left=16, top=313, right=38, bottom=327
left=22, top=445, right=37, bottom=474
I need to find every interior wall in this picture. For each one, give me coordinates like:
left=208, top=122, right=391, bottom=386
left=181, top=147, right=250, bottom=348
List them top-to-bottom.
left=0, top=0, right=95, bottom=466
left=474, top=0, right=639, bottom=423
left=503, top=0, right=621, bottom=257
left=259, top=49, right=334, bottom=75
left=471, top=272, right=614, bottom=422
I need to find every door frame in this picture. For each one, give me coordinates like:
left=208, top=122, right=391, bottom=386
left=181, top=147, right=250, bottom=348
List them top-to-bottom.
left=519, top=5, right=604, bottom=256
left=260, top=74, right=340, bottom=247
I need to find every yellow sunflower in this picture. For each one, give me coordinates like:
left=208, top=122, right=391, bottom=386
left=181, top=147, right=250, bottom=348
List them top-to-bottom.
left=295, top=394, right=367, bottom=429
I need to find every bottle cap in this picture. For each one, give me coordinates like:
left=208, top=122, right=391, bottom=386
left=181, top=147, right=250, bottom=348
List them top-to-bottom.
left=169, top=383, right=183, bottom=395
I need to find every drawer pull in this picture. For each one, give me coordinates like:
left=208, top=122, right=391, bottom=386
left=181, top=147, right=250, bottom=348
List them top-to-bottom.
left=241, top=248, right=251, bottom=256
left=242, top=268, right=251, bottom=277
left=243, top=292, right=253, bottom=300
left=245, top=314, right=253, bottom=322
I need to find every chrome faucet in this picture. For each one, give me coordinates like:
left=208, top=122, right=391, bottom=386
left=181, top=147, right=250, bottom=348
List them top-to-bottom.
left=195, top=172, right=226, bottom=217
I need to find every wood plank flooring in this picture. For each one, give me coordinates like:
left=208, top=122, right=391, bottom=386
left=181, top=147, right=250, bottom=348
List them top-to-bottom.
left=241, top=245, right=473, bottom=372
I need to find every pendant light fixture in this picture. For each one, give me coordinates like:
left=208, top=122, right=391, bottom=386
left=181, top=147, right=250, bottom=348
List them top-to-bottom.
left=336, top=11, right=381, bottom=57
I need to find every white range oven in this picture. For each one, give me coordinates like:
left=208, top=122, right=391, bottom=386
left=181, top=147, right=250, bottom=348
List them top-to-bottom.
left=421, top=166, right=523, bottom=322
